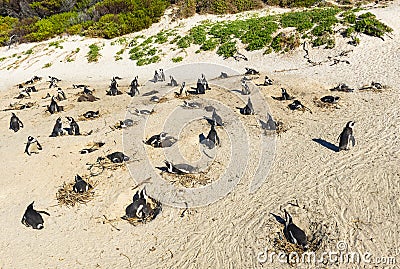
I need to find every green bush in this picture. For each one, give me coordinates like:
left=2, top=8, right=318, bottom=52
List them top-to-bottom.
left=354, top=12, right=393, bottom=38
left=217, top=41, right=237, bottom=58
left=87, top=43, right=101, bottom=62
left=172, top=56, right=183, bottom=62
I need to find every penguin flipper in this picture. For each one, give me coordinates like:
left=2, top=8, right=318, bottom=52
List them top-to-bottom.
left=350, top=135, right=356, bottom=146
left=37, top=142, right=43, bottom=150
left=24, top=143, right=31, bottom=155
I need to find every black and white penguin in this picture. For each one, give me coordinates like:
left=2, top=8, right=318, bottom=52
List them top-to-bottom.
left=245, top=67, right=259, bottom=75
left=159, top=69, right=165, bottom=81
left=153, top=70, right=159, bottom=83
left=219, top=72, right=228, bottom=79
left=129, top=76, right=140, bottom=97
left=169, top=76, right=178, bottom=87
left=264, top=76, right=273, bottom=86
left=107, top=77, right=121, bottom=96
left=196, top=78, right=206, bottom=94
left=241, top=80, right=251, bottom=95
left=330, top=83, right=354, bottom=92
left=26, top=86, right=37, bottom=92
left=56, top=88, right=66, bottom=101
left=272, top=88, right=293, bottom=101
left=48, top=96, right=62, bottom=114
left=321, top=96, right=340, bottom=104
left=239, top=97, right=255, bottom=115
left=288, top=100, right=312, bottom=113
left=182, top=101, right=201, bottom=109
left=212, top=109, right=223, bottom=126
left=83, top=110, right=99, bottom=119
left=10, top=113, right=24, bottom=132
left=260, top=113, right=277, bottom=131
left=50, top=117, right=64, bottom=137
left=66, top=117, right=80, bottom=135
left=338, top=121, right=356, bottom=151
left=205, top=123, right=220, bottom=148
left=144, top=132, right=167, bottom=148
left=25, top=136, right=42, bottom=155
left=106, top=152, right=130, bottom=163
left=164, top=161, right=197, bottom=175
left=73, top=175, right=92, bottom=193
left=122, top=189, right=151, bottom=220
left=21, top=201, right=50, bottom=230
left=283, top=210, right=308, bottom=249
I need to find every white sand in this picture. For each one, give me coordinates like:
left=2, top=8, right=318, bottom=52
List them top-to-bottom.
left=0, top=1, right=399, bottom=268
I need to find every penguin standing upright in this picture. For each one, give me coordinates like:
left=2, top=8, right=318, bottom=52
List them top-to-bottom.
left=48, top=96, right=62, bottom=114
left=239, top=97, right=255, bottom=115
left=10, top=113, right=24, bottom=132
left=50, top=117, right=64, bottom=137
left=66, top=117, right=81, bottom=135
left=338, top=121, right=356, bottom=151
left=206, top=123, right=220, bottom=148
left=25, top=136, right=42, bottom=155
left=283, top=210, right=308, bottom=249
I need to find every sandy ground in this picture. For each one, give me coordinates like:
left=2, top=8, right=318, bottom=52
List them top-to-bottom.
left=0, top=1, right=399, bottom=268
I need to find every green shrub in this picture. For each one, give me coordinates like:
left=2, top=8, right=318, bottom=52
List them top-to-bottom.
left=354, top=12, right=393, bottom=38
left=217, top=41, right=237, bottom=58
left=86, top=43, right=101, bottom=62
left=172, top=56, right=183, bottom=62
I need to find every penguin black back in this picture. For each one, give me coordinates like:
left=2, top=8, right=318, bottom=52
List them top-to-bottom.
left=21, top=202, right=50, bottom=230
left=283, top=210, right=308, bottom=248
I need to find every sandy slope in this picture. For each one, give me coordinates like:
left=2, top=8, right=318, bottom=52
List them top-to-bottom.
left=0, top=1, right=399, bottom=268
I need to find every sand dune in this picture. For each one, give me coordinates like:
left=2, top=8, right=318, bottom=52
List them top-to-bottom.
left=0, top=1, right=399, bottom=268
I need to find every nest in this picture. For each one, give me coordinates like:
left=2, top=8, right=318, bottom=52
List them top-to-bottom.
left=4, top=102, right=37, bottom=111
left=86, top=156, right=127, bottom=176
left=162, top=172, right=211, bottom=188
left=56, top=178, right=96, bottom=207
left=123, top=198, right=162, bottom=226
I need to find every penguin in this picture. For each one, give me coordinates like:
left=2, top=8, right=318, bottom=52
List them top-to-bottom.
left=245, top=67, right=259, bottom=75
left=159, top=69, right=165, bottom=81
left=153, top=70, right=159, bottom=83
left=219, top=72, right=228, bottom=79
left=201, top=74, right=210, bottom=90
left=32, top=75, right=42, bottom=82
left=129, top=76, right=140, bottom=96
left=169, top=76, right=178, bottom=87
left=263, top=76, right=273, bottom=86
left=107, top=78, right=121, bottom=96
left=196, top=79, right=206, bottom=94
left=241, top=80, right=251, bottom=95
left=175, top=82, right=187, bottom=97
left=330, top=83, right=354, bottom=92
left=72, top=84, right=87, bottom=89
left=26, top=86, right=37, bottom=92
left=83, top=86, right=92, bottom=95
left=56, top=88, right=66, bottom=101
left=273, top=88, right=293, bottom=101
left=16, top=89, right=30, bottom=99
left=77, top=93, right=99, bottom=102
left=48, top=96, right=62, bottom=114
left=150, top=96, right=160, bottom=102
left=321, top=96, right=340, bottom=104
left=238, top=97, right=255, bottom=115
left=288, top=100, right=312, bottom=113
left=182, top=101, right=201, bottom=109
left=134, top=108, right=153, bottom=115
left=212, top=109, right=223, bottom=126
left=83, top=110, right=99, bottom=119
left=10, top=113, right=24, bottom=132
left=260, top=113, right=277, bottom=131
left=50, top=117, right=64, bottom=137
left=66, top=117, right=80, bottom=135
left=338, top=121, right=356, bottom=151
left=205, top=123, right=220, bottom=148
left=144, top=132, right=167, bottom=148
left=25, top=136, right=42, bottom=155
left=106, top=152, right=130, bottom=163
left=164, top=161, right=197, bottom=175
left=73, top=175, right=92, bottom=193
left=122, top=189, right=152, bottom=220
left=21, top=202, right=50, bottom=230
left=283, top=210, right=308, bottom=249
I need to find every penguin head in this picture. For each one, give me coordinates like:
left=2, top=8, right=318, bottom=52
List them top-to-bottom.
left=182, top=82, right=185, bottom=87
left=281, top=88, right=287, bottom=94
left=12, top=112, right=16, bottom=117
left=56, top=117, right=62, bottom=123
left=66, top=117, right=73, bottom=123
left=346, top=121, right=355, bottom=128
left=160, top=132, right=168, bottom=140
left=27, top=136, right=34, bottom=142
left=164, top=160, right=173, bottom=172
left=75, top=174, right=83, bottom=182
left=27, top=201, right=35, bottom=211
left=284, top=210, right=293, bottom=227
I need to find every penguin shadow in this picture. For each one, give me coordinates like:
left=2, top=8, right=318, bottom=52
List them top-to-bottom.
left=312, top=138, right=339, bottom=152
